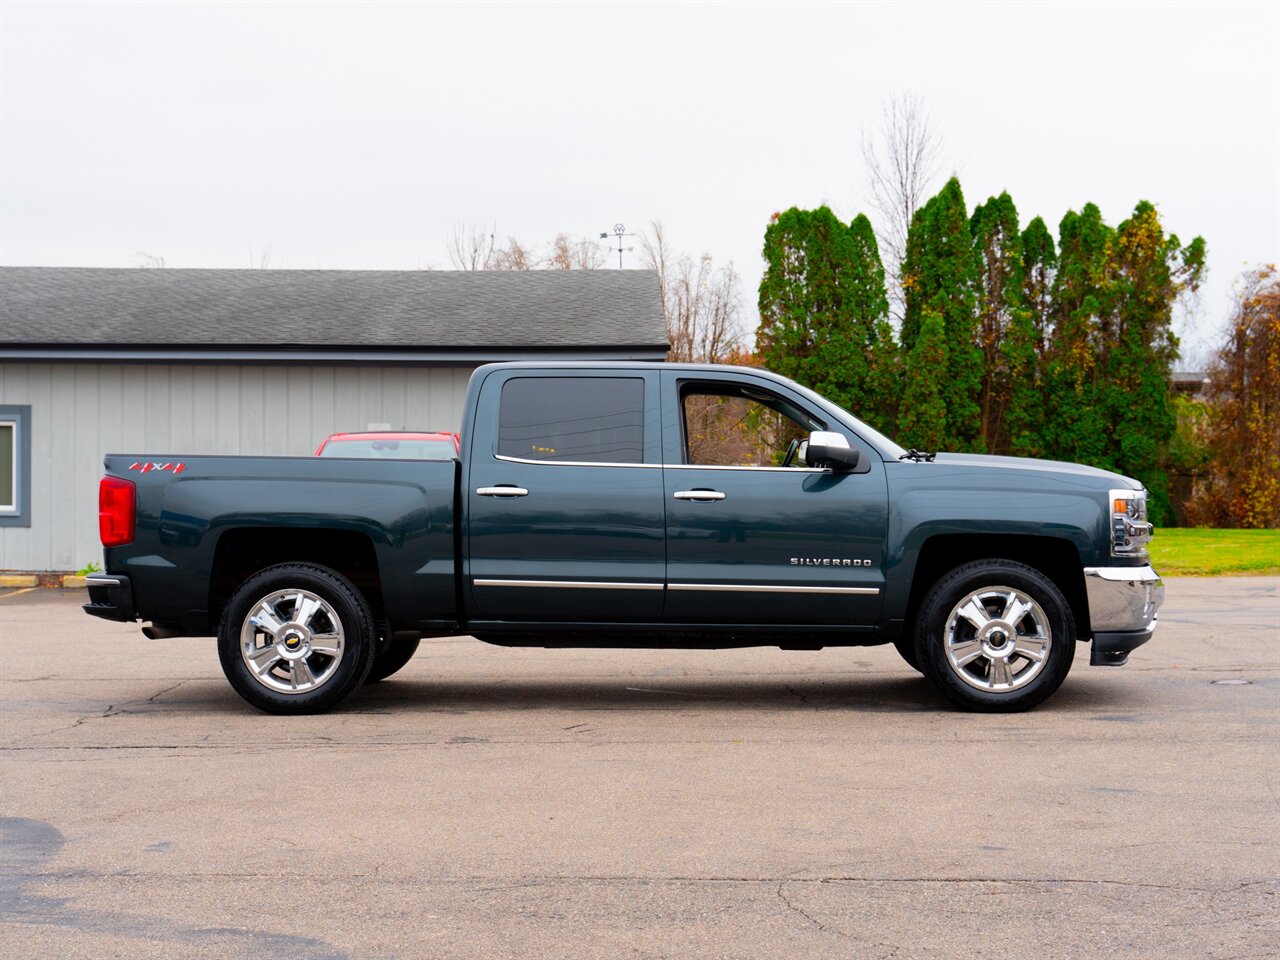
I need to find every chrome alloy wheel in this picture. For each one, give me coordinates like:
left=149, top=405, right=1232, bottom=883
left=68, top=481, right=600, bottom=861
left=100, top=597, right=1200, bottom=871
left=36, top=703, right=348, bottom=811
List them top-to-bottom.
left=943, top=586, right=1052, bottom=693
left=239, top=589, right=345, bottom=695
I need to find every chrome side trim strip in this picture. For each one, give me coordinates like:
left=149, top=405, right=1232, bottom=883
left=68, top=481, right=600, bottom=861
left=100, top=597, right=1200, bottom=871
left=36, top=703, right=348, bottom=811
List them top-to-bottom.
left=493, top=453, right=831, bottom=473
left=495, top=454, right=660, bottom=469
left=665, top=464, right=831, bottom=473
left=84, top=574, right=122, bottom=587
left=473, top=578, right=877, bottom=595
left=473, top=579, right=665, bottom=591
left=668, top=583, right=880, bottom=595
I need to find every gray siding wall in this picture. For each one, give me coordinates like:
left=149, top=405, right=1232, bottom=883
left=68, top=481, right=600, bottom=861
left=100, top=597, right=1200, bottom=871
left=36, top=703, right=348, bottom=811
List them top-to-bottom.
left=0, top=362, right=475, bottom=571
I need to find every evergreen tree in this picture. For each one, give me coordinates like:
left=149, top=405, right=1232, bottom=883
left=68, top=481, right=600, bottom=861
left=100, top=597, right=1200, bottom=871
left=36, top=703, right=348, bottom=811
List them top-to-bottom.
left=900, top=177, right=983, bottom=451
left=970, top=192, right=1027, bottom=453
left=1042, top=202, right=1204, bottom=521
left=1102, top=202, right=1205, bottom=521
left=1042, top=203, right=1114, bottom=471
left=757, top=207, right=899, bottom=432
left=833, top=214, right=900, bottom=434
left=1007, top=216, right=1059, bottom=456
left=1020, top=216, right=1057, bottom=356
left=898, top=311, right=949, bottom=451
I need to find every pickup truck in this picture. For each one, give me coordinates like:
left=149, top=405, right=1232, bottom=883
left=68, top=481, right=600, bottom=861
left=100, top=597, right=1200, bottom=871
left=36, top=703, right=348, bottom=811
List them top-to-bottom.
left=84, top=361, right=1164, bottom=714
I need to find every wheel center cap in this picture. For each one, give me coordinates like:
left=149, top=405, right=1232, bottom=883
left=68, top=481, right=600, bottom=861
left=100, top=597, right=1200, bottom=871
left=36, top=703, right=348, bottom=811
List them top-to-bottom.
left=978, top=620, right=1016, bottom=658
left=276, top=623, right=309, bottom=659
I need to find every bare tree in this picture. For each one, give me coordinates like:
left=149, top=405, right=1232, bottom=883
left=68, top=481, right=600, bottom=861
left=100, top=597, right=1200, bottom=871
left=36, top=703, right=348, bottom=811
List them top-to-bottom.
left=862, top=92, right=944, bottom=319
left=642, top=221, right=742, bottom=363
left=446, top=222, right=496, bottom=270
left=446, top=224, right=609, bottom=271
left=546, top=233, right=606, bottom=270
left=488, top=236, right=535, bottom=270
left=248, top=241, right=273, bottom=269
left=134, top=251, right=165, bottom=269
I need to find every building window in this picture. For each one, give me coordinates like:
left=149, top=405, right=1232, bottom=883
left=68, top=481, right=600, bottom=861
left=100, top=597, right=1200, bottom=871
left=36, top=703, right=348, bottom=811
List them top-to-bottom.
left=498, top=377, right=645, bottom=463
left=0, top=405, right=31, bottom=527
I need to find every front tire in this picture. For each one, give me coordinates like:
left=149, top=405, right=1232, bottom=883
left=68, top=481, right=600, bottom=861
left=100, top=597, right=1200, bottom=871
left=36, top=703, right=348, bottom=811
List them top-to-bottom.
left=913, top=560, right=1075, bottom=712
left=217, top=563, right=376, bottom=714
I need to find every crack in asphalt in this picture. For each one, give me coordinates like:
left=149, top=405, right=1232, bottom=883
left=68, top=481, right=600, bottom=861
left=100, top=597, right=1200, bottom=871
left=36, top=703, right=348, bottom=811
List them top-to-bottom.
left=5, top=680, right=193, bottom=745
left=102, top=680, right=188, bottom=718
left=775, top=878, right=853, bottom=943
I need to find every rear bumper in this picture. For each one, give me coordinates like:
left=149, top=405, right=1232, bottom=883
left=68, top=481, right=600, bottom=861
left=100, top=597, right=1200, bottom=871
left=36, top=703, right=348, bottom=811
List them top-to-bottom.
left=1082, top=565, right=1164, bottom=666
left=82, top=572, right=136, bottom=623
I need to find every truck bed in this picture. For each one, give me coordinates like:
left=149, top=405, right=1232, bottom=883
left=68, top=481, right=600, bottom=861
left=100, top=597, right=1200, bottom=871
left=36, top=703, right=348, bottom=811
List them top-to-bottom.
left=97, top=454, right=459, bottom=636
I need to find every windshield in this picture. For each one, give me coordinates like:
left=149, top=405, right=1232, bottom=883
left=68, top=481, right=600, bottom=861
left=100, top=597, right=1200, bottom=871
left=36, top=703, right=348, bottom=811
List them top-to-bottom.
left=780, top=379, right=908, bottom=460
left=320, top=438, right=456, bottom=460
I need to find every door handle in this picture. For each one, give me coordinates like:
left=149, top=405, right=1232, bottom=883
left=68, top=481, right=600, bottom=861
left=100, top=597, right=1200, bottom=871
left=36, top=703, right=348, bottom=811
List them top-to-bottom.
left=476, top=485, right=529, bottom=497
left=673, top=489, right=726, bottom=502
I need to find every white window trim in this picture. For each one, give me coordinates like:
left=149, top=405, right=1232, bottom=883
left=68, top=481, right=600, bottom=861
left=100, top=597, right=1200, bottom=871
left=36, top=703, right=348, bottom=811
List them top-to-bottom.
left=0, top=405, right=31, bottom=527
left=0, top=419, right=17, bottom=511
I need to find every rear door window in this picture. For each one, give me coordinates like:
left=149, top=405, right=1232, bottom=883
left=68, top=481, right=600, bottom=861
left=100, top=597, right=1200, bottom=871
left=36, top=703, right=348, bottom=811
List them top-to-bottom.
left=498, top=377, right=645, bottom=463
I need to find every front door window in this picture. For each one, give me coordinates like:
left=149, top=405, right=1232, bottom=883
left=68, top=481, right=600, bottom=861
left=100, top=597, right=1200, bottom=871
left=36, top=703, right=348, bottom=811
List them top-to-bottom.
left=681, top=385, right=815, bottom=468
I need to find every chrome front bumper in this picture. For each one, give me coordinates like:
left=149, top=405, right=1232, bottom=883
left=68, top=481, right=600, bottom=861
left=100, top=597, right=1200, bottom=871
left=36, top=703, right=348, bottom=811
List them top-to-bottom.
left=1082, top=565, right=1164, bottom=666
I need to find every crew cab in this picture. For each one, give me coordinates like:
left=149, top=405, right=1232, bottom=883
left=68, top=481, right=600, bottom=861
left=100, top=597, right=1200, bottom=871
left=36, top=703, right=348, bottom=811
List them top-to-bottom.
left=84, top=362, right=1164, bottom=714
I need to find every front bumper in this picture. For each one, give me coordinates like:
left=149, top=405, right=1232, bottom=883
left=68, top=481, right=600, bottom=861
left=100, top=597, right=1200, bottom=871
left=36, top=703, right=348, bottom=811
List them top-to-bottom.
left=1082, top=565, right=1164, bottom=666
left=82, top=572, right=136, bottom=623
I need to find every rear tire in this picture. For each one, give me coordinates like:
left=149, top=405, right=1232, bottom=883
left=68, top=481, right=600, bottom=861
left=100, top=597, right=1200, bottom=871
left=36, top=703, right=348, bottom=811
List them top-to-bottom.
left=913, top=559, right=1075, bottom=712
left=217, top=563, right=376, bottom=714
left=365, top=635, right=421, bottom=683
left=892, top=636, right=922, bottom=673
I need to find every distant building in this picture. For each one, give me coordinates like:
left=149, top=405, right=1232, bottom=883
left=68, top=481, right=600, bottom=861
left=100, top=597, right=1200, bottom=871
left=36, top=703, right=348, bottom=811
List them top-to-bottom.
left=0, top=267, right=667, bottom=571
left=1171, top=370, right=1209, bottom=399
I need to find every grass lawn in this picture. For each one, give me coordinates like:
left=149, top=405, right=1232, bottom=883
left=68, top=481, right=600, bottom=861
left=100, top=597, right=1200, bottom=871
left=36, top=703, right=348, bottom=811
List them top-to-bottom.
left=1150, top=528, right=1280, bottom=576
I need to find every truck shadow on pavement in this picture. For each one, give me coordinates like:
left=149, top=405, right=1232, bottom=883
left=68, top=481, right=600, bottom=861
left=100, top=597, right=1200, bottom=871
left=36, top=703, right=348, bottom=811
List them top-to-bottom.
left=85, top=668, right=1132, bottom=719
left=329, top=671, right=1129, bottom=716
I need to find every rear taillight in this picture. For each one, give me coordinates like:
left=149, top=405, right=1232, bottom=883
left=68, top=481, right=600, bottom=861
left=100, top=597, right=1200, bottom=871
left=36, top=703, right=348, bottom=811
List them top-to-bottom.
left=99, top=476, right=136, bottom=547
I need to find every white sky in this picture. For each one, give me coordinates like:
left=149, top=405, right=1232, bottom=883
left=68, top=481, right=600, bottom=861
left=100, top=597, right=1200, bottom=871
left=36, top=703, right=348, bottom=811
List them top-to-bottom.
left=2, top=0, right=1277, bottom=366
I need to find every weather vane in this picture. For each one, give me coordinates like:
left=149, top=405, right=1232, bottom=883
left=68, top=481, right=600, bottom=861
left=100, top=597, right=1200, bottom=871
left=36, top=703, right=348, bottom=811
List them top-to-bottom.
left=599, top=223, right=638, bottom=269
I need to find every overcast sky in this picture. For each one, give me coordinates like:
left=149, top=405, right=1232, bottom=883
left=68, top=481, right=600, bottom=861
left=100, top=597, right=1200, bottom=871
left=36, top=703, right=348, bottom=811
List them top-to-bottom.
left=2, top=1, right=1277, bottom=365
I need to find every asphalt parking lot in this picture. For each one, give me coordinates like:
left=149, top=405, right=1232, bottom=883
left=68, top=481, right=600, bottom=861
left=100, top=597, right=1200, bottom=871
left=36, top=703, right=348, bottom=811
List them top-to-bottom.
left=1, top=578, right=1277, bottom=960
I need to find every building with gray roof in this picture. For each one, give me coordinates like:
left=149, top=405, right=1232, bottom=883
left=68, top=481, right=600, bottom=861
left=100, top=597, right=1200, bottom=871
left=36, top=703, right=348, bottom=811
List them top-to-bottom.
left=0, top=267, right=667, bottom=571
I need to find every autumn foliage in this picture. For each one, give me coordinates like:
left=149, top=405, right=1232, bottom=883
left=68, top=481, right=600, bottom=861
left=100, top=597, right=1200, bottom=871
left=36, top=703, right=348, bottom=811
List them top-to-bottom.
left=1186, top=267, right=1280, bottom=528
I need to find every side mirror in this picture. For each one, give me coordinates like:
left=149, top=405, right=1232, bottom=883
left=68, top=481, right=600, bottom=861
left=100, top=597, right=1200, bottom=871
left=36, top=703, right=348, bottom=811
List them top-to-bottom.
left=806, top=431, right=862, bottom=471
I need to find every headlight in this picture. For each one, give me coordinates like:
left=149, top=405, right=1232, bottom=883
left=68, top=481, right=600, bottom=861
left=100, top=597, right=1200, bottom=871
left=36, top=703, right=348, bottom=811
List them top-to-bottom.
left=1110, top=488, right=1153, bottom=559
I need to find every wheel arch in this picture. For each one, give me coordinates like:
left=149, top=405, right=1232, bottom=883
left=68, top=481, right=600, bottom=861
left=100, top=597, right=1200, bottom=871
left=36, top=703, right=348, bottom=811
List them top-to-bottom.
left=209, top=527, right=384, bottom=630
left=902, top=533, right=1091, bottom=642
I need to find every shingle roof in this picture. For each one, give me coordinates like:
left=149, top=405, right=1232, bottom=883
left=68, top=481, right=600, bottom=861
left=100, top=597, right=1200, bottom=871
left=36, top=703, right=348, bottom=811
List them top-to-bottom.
left=0, top=267, right=668, bottom=355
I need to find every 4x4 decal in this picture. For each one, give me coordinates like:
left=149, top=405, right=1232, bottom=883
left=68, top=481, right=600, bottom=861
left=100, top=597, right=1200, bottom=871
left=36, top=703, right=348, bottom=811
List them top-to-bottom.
left=128, top=461, right=186, bottom=474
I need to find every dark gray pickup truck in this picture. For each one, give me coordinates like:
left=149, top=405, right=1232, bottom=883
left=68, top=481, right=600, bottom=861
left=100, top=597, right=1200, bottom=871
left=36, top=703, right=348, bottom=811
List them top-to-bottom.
left=84, top=361, right=1163, bottom=714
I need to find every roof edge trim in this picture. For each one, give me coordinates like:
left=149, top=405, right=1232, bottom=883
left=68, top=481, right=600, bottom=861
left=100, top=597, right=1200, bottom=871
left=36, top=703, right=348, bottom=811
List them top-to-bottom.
left=0, top=346, right=670, bottom=365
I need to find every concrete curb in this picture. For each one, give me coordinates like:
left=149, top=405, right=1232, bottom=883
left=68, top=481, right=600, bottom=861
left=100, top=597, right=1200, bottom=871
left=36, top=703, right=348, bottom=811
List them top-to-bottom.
left=0, top=572, right=89, bottom=589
